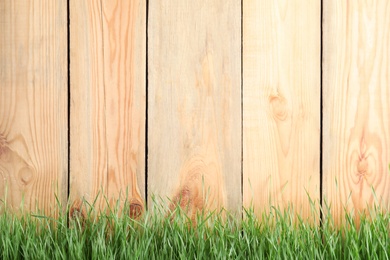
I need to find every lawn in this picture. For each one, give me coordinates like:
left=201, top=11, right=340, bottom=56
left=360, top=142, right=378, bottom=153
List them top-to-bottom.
left=0, top=200, right=389, bottom=260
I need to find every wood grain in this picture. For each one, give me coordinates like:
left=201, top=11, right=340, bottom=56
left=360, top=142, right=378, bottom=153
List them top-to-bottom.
left=0, top=0, right=68, bottom=215
left=70, top=0, right=146, bottom=218
left=148, top=0, right=241, bottom=218
left=243, top=0, right=321, bottom=220
left=323, top=0, right=390, bottom=225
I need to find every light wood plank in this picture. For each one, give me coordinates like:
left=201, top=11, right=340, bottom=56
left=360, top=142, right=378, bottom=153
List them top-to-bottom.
left=0, top=0, right=68, bottom=215
left=70, top=0, right=146, bottom=218
left=148, top=0, right=241, bottom=218
left=243, top=0, right=321, bottom=220
left=323, top=0, right=390, bottom=225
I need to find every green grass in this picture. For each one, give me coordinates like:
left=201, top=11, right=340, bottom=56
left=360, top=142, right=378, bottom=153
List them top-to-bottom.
left=0, top=200, right=389, bottom=260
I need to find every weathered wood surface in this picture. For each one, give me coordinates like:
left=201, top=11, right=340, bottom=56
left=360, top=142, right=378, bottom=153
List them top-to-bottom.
left=0, top=0, right=68, bottom=214
left=70, top=0, right=146, bottom=218
left=148, top=0, right=241, bottom=218
left=243, top=0, right=321, bottom=219
left=323, top=0, right=390, bottom=225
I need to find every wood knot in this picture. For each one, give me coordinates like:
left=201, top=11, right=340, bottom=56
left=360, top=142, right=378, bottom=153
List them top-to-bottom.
left=269, top=94, right=288, bottom=121
left=357, top=159, right=368, bottom=174
left=18, top=167, right=34, bottom=186
left=169, top=181, right=205, bottom=222
left=170, top=186, right=193, bottom=210
left=179, top=187, right=191, bottom=201
left=69, top=200, right=87, bottom=226
left=129, top=202, right=143, bottom=219
left=70, top=207, right=86, bottom=220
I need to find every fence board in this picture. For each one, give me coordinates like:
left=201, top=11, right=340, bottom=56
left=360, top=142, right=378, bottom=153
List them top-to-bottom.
left=0, top=0, right=68, bottom=214
left=70, top=0, right=146, bottom=218
left=148, top=0, right=241, bottom=217
left=243, top=0, right=321, bottom=219
left=323, top=0, right=390, bottom=225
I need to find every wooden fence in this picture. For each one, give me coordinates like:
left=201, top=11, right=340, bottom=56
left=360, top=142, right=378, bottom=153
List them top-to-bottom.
left=1, top=0, right=390, bottom=225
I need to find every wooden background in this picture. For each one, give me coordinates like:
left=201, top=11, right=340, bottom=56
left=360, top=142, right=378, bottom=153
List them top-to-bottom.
left=1, top=0, right=389, bottom=224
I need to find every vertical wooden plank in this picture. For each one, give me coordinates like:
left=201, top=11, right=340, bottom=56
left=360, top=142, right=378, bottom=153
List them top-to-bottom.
left=0, top=0, right=68, bottom=214
left=70, top=0, right=146, bottom=218
left=243, top=0, right=321, bottom=219
left=323, top=0, right=390, bottom=225
left=148, top=1, right=241, bottom=218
